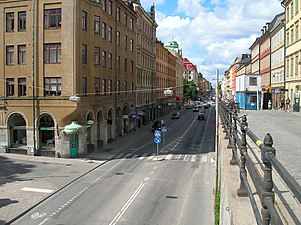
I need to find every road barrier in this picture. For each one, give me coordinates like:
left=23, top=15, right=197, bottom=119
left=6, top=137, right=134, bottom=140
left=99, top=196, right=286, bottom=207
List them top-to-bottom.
left=219, top=102, right=301, bottom=225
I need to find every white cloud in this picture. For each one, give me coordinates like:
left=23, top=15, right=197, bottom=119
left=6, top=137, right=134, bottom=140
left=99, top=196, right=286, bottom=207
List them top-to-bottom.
left=143, top=0, right=284, bottom=83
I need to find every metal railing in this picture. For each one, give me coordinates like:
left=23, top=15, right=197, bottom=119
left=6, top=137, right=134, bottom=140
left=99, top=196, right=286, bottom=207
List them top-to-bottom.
left=219, top=102, right=301, bottom=225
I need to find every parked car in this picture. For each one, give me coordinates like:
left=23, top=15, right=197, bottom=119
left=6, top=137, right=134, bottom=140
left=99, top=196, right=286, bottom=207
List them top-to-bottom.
left=204, top=103, right=209, bottom=109
left=192, top=106, right=199, bottom=112
left=172, top=112, right=180, bottom=119
left=198, top=112, right=205, bottom=120
left=152, top=120, right=162, bottom=132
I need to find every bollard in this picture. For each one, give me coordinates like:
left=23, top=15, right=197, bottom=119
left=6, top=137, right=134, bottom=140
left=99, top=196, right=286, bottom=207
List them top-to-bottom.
left=224, top=108, right=231, bottom=139
left=230, top=109, right=238, bottom=165
left=227, top=111, right=234, bottom=149
left=237, top=115, right=248, bottom=197
left=261, top=133, right=276, bottom=225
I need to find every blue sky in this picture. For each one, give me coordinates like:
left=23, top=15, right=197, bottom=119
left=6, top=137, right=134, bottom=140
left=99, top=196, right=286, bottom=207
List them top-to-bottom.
left=141, top=0, right=284, bottom=84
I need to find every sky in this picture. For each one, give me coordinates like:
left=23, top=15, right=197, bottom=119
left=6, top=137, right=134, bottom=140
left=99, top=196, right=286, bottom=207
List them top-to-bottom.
left=140, top=0, right=284, bottom=85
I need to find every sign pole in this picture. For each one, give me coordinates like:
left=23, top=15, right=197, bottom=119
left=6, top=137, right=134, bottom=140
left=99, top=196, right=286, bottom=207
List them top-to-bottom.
left=157, top=143, right=159, bottom=156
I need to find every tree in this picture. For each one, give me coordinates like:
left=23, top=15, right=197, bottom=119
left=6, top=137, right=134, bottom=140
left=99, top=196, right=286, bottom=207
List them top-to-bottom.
left=183, top=78, right=197, bottom=103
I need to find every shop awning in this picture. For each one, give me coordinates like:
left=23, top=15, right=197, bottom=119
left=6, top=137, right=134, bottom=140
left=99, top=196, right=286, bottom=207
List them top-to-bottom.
left=62, top=121, right=88, bottom=134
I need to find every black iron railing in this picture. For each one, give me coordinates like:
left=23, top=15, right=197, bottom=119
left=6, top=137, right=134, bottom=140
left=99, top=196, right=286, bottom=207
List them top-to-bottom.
left=219, top=102, right=301, bottom=225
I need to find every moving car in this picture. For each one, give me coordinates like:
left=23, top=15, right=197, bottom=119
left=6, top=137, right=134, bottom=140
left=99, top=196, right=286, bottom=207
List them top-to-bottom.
left=192, top=106, right=199, bottom=112
left=172, top=112, right=180, bottom=119
left=198, top=112, right=205, bottom=120
left=152, top=120, right=162, bottom=132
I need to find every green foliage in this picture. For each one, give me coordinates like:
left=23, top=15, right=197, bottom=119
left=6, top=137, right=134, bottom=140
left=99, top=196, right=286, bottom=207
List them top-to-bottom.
left=183, top=79, right=197, bottom=103
left=215, top=178, right=221, bottom=225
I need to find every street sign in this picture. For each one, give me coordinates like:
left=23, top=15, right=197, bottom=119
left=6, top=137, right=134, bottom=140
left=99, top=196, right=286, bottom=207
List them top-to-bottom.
left=161, top=126, right=167, bottom=133
left=154, top=130, right=161, bottom=137
left=154, top=137, right=161, bottom=144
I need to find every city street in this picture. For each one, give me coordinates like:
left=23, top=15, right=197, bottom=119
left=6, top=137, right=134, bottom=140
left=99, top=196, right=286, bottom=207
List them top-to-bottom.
left=2, top=107, right=216, bottom=225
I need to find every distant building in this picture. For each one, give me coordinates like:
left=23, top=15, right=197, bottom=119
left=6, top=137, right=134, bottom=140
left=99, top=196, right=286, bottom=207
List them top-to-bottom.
left=183, top=58, right=198, bottom=86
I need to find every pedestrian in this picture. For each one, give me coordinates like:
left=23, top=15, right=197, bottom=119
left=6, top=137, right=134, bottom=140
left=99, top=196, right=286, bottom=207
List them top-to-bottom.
left=280, top=98, right=285, bottom=112
left=286, top=98, right=291, bottom=112
left=268, top=100, right=272, bottom=110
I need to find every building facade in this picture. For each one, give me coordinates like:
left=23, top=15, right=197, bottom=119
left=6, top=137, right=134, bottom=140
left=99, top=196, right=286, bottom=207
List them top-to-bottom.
left=0, top=0, right=137, bottom=157
left=282, top=0, right=301, bottom=111
left=133, top=1, right=157, bottom=126
left=270, top=12, right=285, bottom=109
left=155, top=41, right=177, bottom=117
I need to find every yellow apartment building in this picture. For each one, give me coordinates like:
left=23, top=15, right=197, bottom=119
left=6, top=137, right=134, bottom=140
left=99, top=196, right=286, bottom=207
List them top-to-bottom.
left=0, top=0, right=137, bottom=157
left=282, top=0, right=301, bottom=111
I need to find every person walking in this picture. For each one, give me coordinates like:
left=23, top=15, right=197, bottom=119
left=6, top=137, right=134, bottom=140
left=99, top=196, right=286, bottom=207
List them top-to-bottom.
left=280, top=98, right=285, bottom=111
left=286, top=98, right=291, bottom=112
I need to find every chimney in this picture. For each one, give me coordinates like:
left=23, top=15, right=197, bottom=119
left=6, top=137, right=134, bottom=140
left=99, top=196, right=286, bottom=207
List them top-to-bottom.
left=264, top=25, right=267, bottom=32
left=261, top=28, right=264, bottom=34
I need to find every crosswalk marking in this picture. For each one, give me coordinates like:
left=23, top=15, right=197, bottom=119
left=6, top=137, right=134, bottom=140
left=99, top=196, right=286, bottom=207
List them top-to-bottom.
left=115, top=152, right=214, bottom=163
left=21, top=187, right=54, bottom=194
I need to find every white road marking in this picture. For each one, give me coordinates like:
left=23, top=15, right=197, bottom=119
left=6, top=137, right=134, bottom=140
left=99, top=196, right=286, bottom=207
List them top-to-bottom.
left=139, top=153, right=148, bottom=159
left=165, top=154, right=173, bottom=160
left=183, top=155, right=189, bottom=161
left=191, top=155, right=196, bottom=162
left=202, top=155, right=207, bottom=162
left=109, top=183, right=145, bottom=225
left=22, top=187, right=54, bottom=194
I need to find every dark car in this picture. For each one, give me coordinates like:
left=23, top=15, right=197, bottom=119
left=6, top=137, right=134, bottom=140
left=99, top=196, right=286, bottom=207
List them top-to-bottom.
left=204, top=103, right=209, bottom=109
left=192, top=106, right=199, bottom=112
left=172, top=112, right=180, bottom=119
left=198, top=113, right=205, bottom=120
left=152, top=120, right=162, bottom=132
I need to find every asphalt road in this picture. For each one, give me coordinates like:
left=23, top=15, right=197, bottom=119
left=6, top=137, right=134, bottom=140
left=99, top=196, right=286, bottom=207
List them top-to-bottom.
left=10, top=107, right=216, bottom=225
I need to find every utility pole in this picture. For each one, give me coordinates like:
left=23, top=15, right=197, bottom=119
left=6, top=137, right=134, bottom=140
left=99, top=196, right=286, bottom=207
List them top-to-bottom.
left=215, top=69, right=219, bottom=201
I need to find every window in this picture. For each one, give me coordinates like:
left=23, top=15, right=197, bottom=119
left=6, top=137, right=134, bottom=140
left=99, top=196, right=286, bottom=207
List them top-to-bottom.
left=102, top=0, right=106, bottom=11
left=108, top=0, right=112, bottom=15
left=296, top=0, right=299, bottom=14
left=291, top=2, right=294, bottom=18
left=117, top=7, right=120, bottom=21
left=287, top=7, right=290, bottom=22
left=44, top=9, right=61, bottom=29
left=18, top=11, right=26, bottom=31
left=82, top=11, right=87, bottom=30
left=6, top=12, right=14, bottom=32
left=124, top=13, right=127, bottom=26
left=94, top=16, right=100, bottom=34
left=130, top=17, right=134, bottom=31
left=102, top=22, right=106, bottom=39
left=296, top=23, right=299, bottom=41
left=108, top=26, right=112, bottom=42
left=291, top=28, right=294, bottom=43
left=117, top=31, right=120, bottom=45
left=124, top=35, right=127, bottom=49
left=130, top=39, right=134, bottom=52
left=44, top=43, right=61, bottom=63
left=82, top=44, right=87, bottom=64
left=18, top=45, right=26, bottom=64
left=6, top=46, right=14, bottom=65
left=94, top=47, right=100, bottom=65
left=102, top=50, right=106, bottom=67
left=108, top=53, right=112, bottom=68
left=295, top=55, right=299, bottom=75
left=117, top=56, right=120, bottom=71
left=291, top=57, right=294, bottom=75
left=124, top=58, right=127, bottom=72
left=287, top=59, right=290, bottom=77
left=130, top=60, right=134, bottom=72
left=44, top=77, right=62, bottom=96
left=82, top=77, right=87, bottom=96
left=249, top=77, right=257, bottom=86
left=6, top=78, right=14, bottom=96
left=18, top=78, right=26, bottom=96
left=94, top=78, right=101, bottom=95
left=102, top=79, right=106, bottom=95
left=108, top=79, right=112, bottom=95
left=117, top=80, right=120, bottom=94
left=124, top=81, right=127, bottom=94
left=131, top=81, right=134, bottom=94
left=249, top=96, right=257, bottom=104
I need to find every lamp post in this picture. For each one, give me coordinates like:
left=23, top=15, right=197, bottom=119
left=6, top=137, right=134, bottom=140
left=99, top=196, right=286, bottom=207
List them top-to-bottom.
left=215, top=69, right=219, bottom=204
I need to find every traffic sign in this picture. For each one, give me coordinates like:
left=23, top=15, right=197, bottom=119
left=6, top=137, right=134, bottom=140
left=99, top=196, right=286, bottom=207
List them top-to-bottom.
left=161, top=126, right=167, bottom=133
left=154, top=130, right=161, bottom=137
left=154, top=137, right=161, bottom=144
